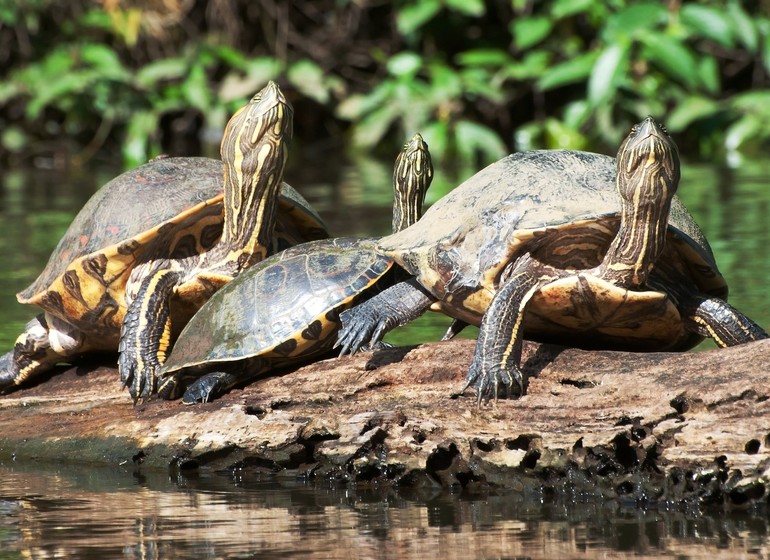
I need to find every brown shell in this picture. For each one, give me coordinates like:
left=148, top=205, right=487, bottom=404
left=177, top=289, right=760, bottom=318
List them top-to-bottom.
left=378, top=150, right=726, bottom=351
left=18, top=156, right=326, bottom=341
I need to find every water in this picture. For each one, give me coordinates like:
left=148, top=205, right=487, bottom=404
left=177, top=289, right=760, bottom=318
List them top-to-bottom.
left=1, top=155, right=769, bottom=556
left=1, top=461, right=768, bottom=559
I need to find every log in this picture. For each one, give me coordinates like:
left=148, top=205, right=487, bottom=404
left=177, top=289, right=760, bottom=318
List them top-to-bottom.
left=0, top=338, right=768, bottom=509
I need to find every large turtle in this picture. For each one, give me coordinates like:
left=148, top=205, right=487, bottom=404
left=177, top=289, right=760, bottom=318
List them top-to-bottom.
left=0, top=82, right=327, bottom=399
left=336, top=117, right=768, bottom=401
left=157, top=133, right=433, bottom=403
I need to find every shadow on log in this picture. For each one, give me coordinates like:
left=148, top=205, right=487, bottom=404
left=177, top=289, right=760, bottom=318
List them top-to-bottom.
left=0, top=338, right=768, bottom=509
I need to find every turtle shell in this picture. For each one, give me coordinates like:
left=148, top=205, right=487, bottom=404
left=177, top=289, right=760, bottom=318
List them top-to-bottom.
left=377, top=150, right=726, bottom=350
left=18, top=156, right=326, bottom=344
left=160, top=237, right=393, bottom=375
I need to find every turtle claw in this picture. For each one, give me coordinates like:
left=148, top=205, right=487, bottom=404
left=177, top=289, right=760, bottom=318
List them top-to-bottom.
left=336, top=307, right=390, bottom=355
left=464, top=354, right=525, bottom=405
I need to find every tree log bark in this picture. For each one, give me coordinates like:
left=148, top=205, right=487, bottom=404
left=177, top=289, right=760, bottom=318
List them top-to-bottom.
left=1, top=339, right=768, bottom=508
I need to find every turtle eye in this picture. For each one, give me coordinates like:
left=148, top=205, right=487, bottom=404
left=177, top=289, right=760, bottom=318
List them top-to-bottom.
left=628, top=124, right=639, bottom=137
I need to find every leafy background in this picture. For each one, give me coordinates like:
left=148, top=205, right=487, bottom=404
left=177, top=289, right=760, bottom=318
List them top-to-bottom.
left=1, top=0, right=769, bottom=170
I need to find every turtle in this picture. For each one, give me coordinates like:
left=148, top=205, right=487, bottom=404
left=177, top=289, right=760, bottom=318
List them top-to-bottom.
left=0, top=82, right=328, bottom=399
left=335, top=116, right=768, bottom=402
left=156, top=133, right=434, bottom=403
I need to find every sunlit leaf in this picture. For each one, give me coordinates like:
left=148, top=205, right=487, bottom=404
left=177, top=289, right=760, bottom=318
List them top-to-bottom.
left=396, top=0, right=440, bottom=35
left=446, top=0, right=484, bottom=16
left=681, top=4, right=734, bottom=47
left=511, top=16, right=552, bottom=50
left=80, top=43, right=131, bottom=81
left=587, top=43, right=629, bottom=106
left=537, top=51, right=598, bottom=91
left=387, top=52, right=422, bottom=77
left=135, top=58, right=189, bottom=89
left=288, top=59, right=329, bottom=104
left=666, top=97, right=722, bottom=132
left=725, top=115, right=762, bottom=151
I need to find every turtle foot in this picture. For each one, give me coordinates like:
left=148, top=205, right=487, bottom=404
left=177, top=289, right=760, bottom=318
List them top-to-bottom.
left=464, top=355, right=525, bottom=404
left=182, top=371, right=237, bottom=404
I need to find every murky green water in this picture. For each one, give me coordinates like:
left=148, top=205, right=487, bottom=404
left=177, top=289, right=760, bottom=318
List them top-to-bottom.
left=0, top=154, right=769, bottom=557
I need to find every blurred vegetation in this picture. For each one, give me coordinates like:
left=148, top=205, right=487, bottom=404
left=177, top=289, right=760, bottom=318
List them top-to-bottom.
left=1, top=0, right=770, bottom=170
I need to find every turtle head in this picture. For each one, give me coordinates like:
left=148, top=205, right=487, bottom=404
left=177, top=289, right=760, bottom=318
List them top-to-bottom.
left=218, top=81, right=294, bottom=262
left=221, top=81, right=293, bottom=181
left=616, top=116, right=680, bottom=205
left=600, top=117, right=681, bottom=287
left=392, top=133, right=434, bottom=233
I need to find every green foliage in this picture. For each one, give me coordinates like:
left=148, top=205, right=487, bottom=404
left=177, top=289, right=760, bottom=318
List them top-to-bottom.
left=1, top=0, right=770, bottom=168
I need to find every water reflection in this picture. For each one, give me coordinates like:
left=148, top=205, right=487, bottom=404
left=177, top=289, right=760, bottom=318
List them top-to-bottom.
left=1, top=461, right=768, bottom=559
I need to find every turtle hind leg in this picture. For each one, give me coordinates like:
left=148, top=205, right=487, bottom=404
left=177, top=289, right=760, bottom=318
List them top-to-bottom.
left=336, top=278, right=435, bottom=355
left=686, top=296, right=768, bottom=347
left=0, top=314, right=72, bottom=392
left=181, top=371, right=241, bottom=404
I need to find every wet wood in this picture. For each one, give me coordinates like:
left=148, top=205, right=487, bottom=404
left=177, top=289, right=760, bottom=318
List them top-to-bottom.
left=0, top=338, right=768, bottom=508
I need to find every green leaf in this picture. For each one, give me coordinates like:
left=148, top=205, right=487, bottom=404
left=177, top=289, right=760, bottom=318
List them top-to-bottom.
left=396, top=0, right=440, bottom=35
left=445, top=0, right=485, bottom=17
left=551, top=0, right=593, bottom=19
left=727, top=1, right=758, bottom=52
left=605, top=2, right=667, bottom=39
left=680, top=4, right=734, bottom=47
left=511, top=16, right=553, bottom=50
left=640, top=32, right=699, bottom=89
left=80, top=43, right=121, bottom=71
left=588, top=43, right=629, bottom=106
left=455, top=49, right=509, bottom=67
left=537, top=51, right=598, bottom=91
left=387, top=52, right=422, bottom=77
left=698, top=56, right=720, bottom=94
left=135, top=58, right=189, bottom=89
left=287, top=59, right=329, bottom=104
left=181, top=64, right=211, bottom=111
left=731, top=90, right=770, bottom=112
left=666, top=97, right=721, bottom=132
left=352, top=103, right=401, bottom=148
left=123, top=110, right=158, bottom=167
left=725, top=115, right=762, bottom=151
left=543, top=118, right=587, bottom=150
left=454, top=120, right=507, bottom=164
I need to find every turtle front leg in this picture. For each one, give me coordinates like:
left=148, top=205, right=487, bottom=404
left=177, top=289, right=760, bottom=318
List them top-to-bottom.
left=464, top=257, right=557, bottom=403
left=119, top=269, right=180, bottom=401
left=336, top=278, right=435, bottom=355
left=685, top=296, right=768, bottom=347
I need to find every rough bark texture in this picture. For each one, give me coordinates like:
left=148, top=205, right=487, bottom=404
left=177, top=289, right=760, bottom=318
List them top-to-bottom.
left=1, top=339, right=768, bottom=509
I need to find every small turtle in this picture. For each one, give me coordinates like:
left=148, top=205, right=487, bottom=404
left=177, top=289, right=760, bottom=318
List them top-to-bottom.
left=0, top=82, right=327, bottom=398
left=336, top=117, right=768, bottom=401
left=157, top=134, right=433, bottom=403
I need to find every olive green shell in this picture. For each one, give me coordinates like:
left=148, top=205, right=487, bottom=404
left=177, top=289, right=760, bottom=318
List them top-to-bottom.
left=376, top=150, right=725, bottom=350
left=18, top=156, right=326, bottom=340
left=160, top=237, right=392, bottom=375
